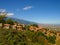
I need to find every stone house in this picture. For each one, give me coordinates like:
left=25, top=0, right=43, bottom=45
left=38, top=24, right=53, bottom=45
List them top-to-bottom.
left=12, top=22, right=18, bottom=30
left=4, top=24, right=10, bottom=29
left=22, top=24, right=25, bottom=27
left=12, top=25, right=17, bottom=30
left=17, top=25, right=22, bottom=30
left=29, top=26, right=39, bottom=31
left=29, top=26, right=33, bottom=31
left=42, top=29, right=47, bottom=34
left=46, top=30, right=51, bottom=36
left=46, top=30, right=55, bottom=36
left=49, top=30, right=55, bottom=36
left=50, top=33, right=55, bottom=36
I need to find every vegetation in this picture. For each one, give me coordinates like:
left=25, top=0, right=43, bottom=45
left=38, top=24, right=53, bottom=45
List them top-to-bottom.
left=0, top=12, right=59, bottom=45
left=0, top=13, right=16, bottom=25
left=0, top=15, right=6, bottom=23
left=5, top=18, right=14, bottom=25
left=30, top=24, right=38, bottom=27
left=0, top=28, right=56, bottom=45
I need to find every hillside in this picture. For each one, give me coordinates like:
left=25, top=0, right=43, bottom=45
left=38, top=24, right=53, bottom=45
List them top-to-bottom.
left=0, top=15, right=60, bottom=45
left=7, top=17, right=60, bottom=31
left=10, top=18, right=37, bottom=25
left=0, top=29, right=56, bottom=45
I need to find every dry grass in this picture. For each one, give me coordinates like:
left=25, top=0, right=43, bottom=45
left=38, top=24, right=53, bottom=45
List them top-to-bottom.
left=56, top=36, right=60, bottom=45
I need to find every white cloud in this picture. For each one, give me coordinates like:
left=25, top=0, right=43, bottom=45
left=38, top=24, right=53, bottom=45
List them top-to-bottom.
left=23, top=6, right=33, bottom=10
left=0, top=9, right=6, bottom=12
left=0, top=9, right=14, bottom=16
left=7, top=13, right=14, bottom=16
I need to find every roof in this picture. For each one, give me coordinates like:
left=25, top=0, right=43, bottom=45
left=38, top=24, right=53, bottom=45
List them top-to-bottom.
left=4, top=24, right=10, bottom=26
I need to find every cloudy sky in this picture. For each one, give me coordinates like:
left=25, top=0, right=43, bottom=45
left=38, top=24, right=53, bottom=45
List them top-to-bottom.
left=0, top=0, right=60, bottom=24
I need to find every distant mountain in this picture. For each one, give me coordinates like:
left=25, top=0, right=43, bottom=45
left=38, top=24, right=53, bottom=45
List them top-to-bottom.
left=10, top=18, right=37, bottom=25
left=12, top=18, right=60, bottom=31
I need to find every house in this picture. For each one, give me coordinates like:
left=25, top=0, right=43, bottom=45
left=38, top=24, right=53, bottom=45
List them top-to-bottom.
left=12, top=22, right=18, bottom=30
left=14, top=22, right=18, bottom=25
left=0, top=23, right=2, bottom=28
left=4, top=24, right=10, bottom=29
left=22, top=24, right=25, bottom=27
left=12, top=25, right=17, bottom=30
left=17, top=25, right=22, bottom=30
left=35, top=25, right=42, bottom=31
left=29, top=26, right=38, bottom=31
left=29, top=26, right=35, bottom=31
left=33, top=26, right=39, bottom=31
left=42, top=29, right=47, bottom=34
left=46, top=30, right=51, bottom=36
left=46, top=30, right=55, bottom=36
left=50, top=33, right=55, bottom=36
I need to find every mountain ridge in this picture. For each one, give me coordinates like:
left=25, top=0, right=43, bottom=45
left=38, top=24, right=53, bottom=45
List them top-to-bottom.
left=8, top=17, right=37, bottom=25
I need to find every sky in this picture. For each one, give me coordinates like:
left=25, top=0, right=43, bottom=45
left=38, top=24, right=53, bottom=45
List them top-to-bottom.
left=0, top=0, right=60, bottom=24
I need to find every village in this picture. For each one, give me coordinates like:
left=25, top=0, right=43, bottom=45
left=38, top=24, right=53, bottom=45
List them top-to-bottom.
left=0, top=13, right=60, bottom=45
left=0, top=22, right=60, bottom=38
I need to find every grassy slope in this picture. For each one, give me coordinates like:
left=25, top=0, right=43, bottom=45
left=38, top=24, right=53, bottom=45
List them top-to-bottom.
left=0, top=28, right=56, bottom=45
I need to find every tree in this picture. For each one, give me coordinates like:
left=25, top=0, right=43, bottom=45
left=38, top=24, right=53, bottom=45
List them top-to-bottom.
left=0, top=15, right=7, bottom=23
left=6, top=18, right=14, bottom=25
left=31, top=24, right=38, bottom=28
left=47, top=35, right=56, bottom=44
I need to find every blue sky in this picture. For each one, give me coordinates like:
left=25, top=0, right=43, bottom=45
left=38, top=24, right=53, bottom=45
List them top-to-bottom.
left=0, top=0, right=60, bottom=24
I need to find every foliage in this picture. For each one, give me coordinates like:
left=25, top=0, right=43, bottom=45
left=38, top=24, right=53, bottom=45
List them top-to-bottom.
left=0, top=15, right=6, bottom=23
left=5, top=18, right=14, bottom=25
left=30, top=24, right=38, bottom=27
left=0, top=28, right=56, bottom=45
left=47, top=35, right=56, bottom=44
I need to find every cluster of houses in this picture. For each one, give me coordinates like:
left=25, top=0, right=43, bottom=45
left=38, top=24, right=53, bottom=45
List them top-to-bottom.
left=0, top=23, right=60, bottom=37
left=0, top=23, right=25, bottom=30
left=0, top=23, right=42, bottom=31
left=29, top=25, right=60, bottom=37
